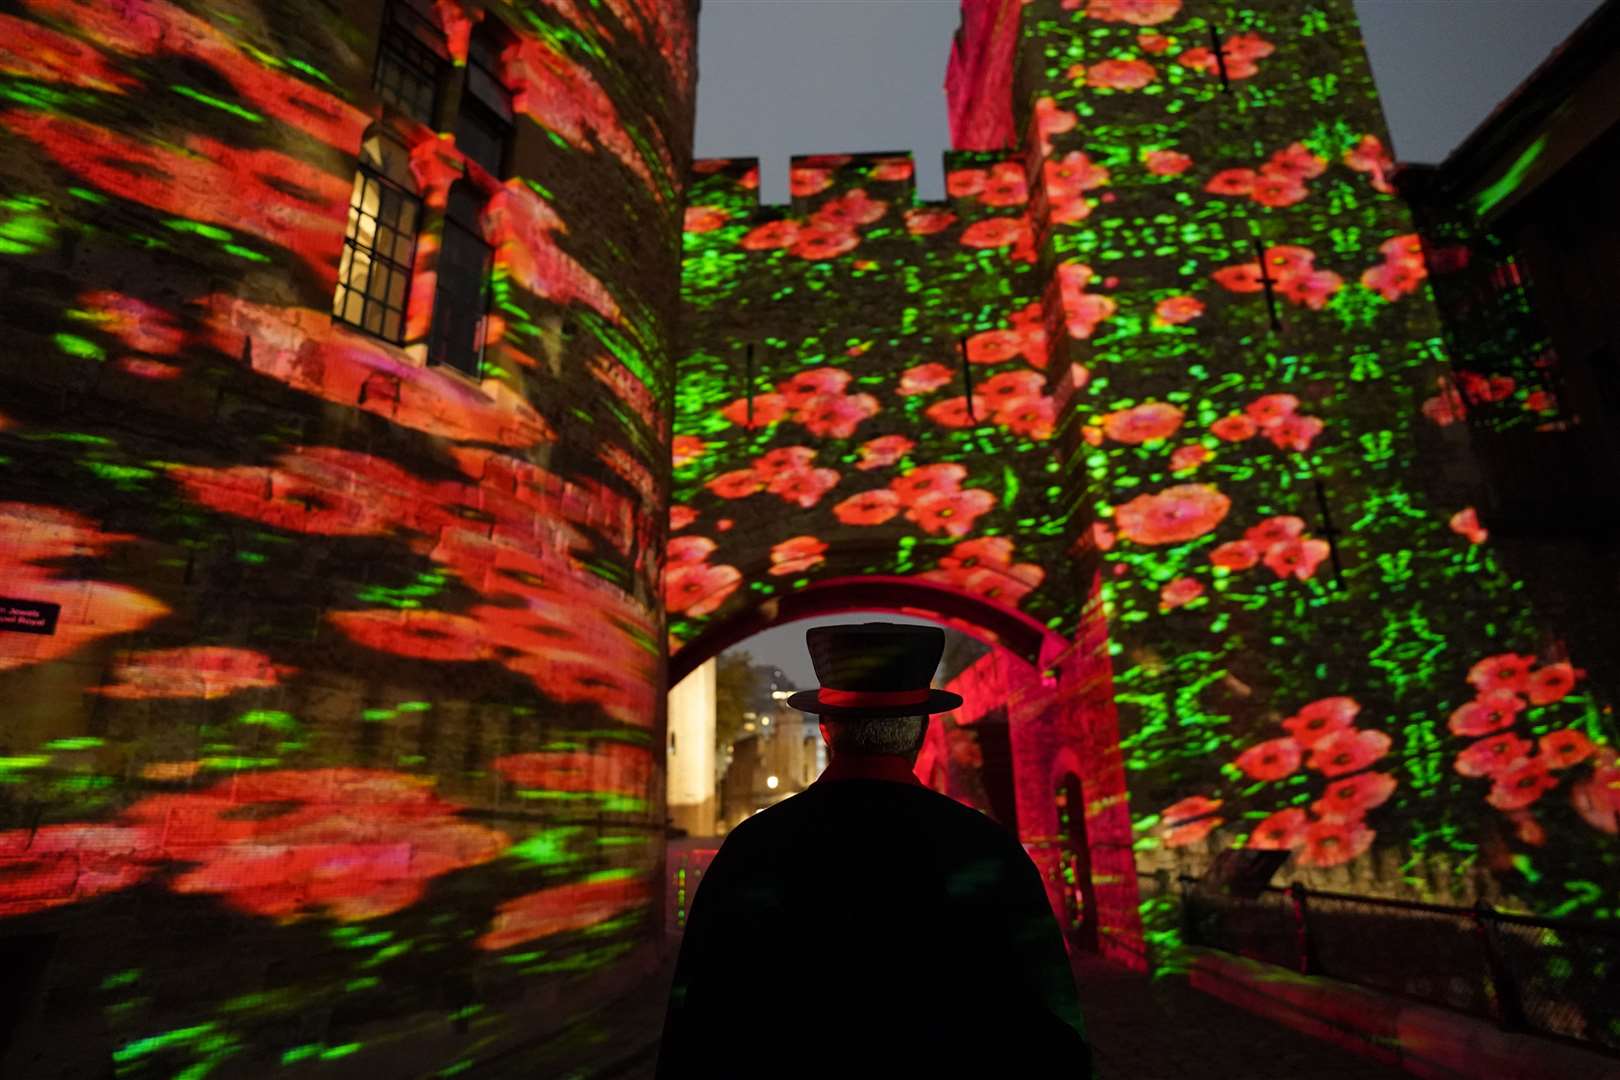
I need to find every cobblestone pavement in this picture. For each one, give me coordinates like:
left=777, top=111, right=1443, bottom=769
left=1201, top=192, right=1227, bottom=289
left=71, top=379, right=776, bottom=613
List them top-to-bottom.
left=484, top=949, right=1411, bottom=1079
left=1070, top=954, right=1408, bottom=1080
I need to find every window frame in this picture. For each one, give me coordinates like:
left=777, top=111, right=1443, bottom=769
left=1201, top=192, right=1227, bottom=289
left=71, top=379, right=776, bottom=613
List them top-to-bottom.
left=372, top=0, right=448, bottom=125
left=332, top=162, right=422, bottom=346
left=425, top=182, right=494, bottom=378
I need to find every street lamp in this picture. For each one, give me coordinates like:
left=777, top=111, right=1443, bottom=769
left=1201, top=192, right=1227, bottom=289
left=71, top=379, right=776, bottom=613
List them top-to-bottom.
left=766, top=775, right=779, bottom=790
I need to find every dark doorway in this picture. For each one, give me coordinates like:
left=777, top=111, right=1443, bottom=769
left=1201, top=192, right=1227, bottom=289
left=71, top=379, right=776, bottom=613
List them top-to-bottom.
left=1055, top=773, right=1100, bottom=952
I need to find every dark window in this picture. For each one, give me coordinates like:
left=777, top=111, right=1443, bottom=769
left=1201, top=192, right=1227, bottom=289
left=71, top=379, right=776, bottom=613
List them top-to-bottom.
left=374, top=0, right=447, bottom=125
left=454, top=28, right=514, bottom=176
left=333, top=165, right=420, bottom=344
left=428, top=182, right=492, bottom=377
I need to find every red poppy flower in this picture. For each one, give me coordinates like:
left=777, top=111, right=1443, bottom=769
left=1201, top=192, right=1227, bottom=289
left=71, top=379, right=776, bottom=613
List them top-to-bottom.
left=1083, top=0, right=1182, bottom=26
left=1138, top=31, right=1172, bottom=54
left=1223, top=32, right=1276, bottom=62
left=1176, top=45, right=1218, bottom=74
left=1082, top=58, right=1157, bottom=90
left=1033, top=96, right=1077, bottom=148
left=1344, top=134, right=1396, bottom=193
left=1265, top=142, right=1327, bottom=180
left=1144, top=149, right=1192, bottom=175
left=1044, top=151, right=1111, bottom=200
left=869, top=157, right=914, bottom=181
left=738, top=166, right=760, bottom=188
left=790, top=166, right=833, bottom=197
left=979, top=166, right=1029, bottom=207
left=1205, top=168, right=1257, bottom=196
left=946, top=169, right=987, bottom=198
left=1250, top=174, right=1315, bottom=208
left=813, top=188, right=889, bottom=228
left=684, top=206, right=729, bottom=233
left=904, top=208, right=957, bottom=235
left=961, top=216, right=1029, bottom=250
left=740, top=220, right=801, bottom=251
left=790, top=222, right=859, bottom=260
left=1263, top=245, right=1317, bottom=277
left=1362, top=260, right=1427, bottom=301
left=1211, top=262, right=1265, bottom=293
left=1275, top=269, right=1343, bottom=310
left=1064, top=292, right=1118, bottom=339
left=1154, top=295, right=1204, bottom=324
left=966, top=329, right=1024, bottom=364
left=900, top=362, right=955, bottom=395
left=777, top=368, right=850, bottom=407
left=979, top=369, right=1044, bottom=405
left=1422, top=387, right=1467, bottom=426
left=1525, top=390, right=1558, bottom=412
left=720, top=393, right=787, bottom=429
left=798, top=393, right=879, bottom=438
left=1243, top=394, right=1297, bottom=428
left=925, top=395, right=986, bottom=428
left=994, top=395, right=1055, bottom=440
left=1100, top=401, right=1184, bottom=444
left=1209, top=414, right=1257, bottom=442
left=1265, top=415, right=1324, bottom=453
left=672, top=434, right=705, bottom=467
left=857, top=434, right=915, bottom=471
left=1170, top=444, right=1210, bottom=472
left=748, top=448, right=812, bottom=482
left=890, top=463, right=967, bottom=506
left=768, top=466, right=840, bottom=508
left=700, top=470, right=761, bottom=501
left=1115, top=484, right=1230, bottom=546
left=906, top=488, right=995, bottom=538
left=833, top=489, right=901, bottom=526
left=669, top=505, right=697, bottom=532
left=1449, top=507, right=1488, bottom=544
left=1240, top=518, right=1301, bottom=551
left=1091, top=521, right=1116, bottom=551
left=667, top=535, right=717, bottom=565
left=769, top=535, right=829, bottom=576
left=940, top=536, right=1015, bottom=570
left=1262, top=538, right=1330, bottom=580
left=1209, top=539, right=1259, bottom=570
left=665, top=561, right=742, bottom=616
left=937, top=564, right=1041, bottom=607
left=1158, top=576, right=1205, bottom=609
left=89, top=647, right=294, bottom=701
left=1467, top=653, right=1535, bottom=695
left=1527, top=663, right=1577, bottom=705
left=1448, top=689, right=1526, bottom=737
left=1284, top=696, right=1361, bottom=746
left=1307, top=729, right=1390, bottom=777
left=1539, top=729, right=1595, bottom=770
left=1455, top=733, right=1532, bottom=778
left=1234, top=737, right=1301, bottom=781
left=493, top=743, right=653, bottom=794
left=1572, top=756, right=1620, bottom=834
left=1488, top=758, right=1559, bottom=811
left=1314, top=771, right=1397, bottom=823
left=1160, top=794, right=1221, bottom=848
left=1247, top=808, right=1308, bottom=850
left=1298, top=819, right=1374, bottom=868
left=0, top=823, right=164, bottom=916
left=477, top=874, right=652, bottom=952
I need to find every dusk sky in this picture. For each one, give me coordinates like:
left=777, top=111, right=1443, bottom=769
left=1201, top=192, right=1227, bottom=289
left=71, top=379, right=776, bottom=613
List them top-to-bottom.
left=690, top=0, right=1606, bottom=687
left=693, top=0, right=1606, bottom=204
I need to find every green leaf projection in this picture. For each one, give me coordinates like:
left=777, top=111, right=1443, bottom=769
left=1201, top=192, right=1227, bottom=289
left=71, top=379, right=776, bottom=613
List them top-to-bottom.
left=673, top=0, right=1619, bottom=925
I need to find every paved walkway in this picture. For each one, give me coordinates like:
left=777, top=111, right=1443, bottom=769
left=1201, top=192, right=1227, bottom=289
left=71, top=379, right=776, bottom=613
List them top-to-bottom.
left=484, top=949, right=1410, bottom=1079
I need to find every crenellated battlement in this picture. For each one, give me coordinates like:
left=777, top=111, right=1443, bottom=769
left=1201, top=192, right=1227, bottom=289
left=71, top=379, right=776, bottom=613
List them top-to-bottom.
left=685, top=148, right=1031, bottom=226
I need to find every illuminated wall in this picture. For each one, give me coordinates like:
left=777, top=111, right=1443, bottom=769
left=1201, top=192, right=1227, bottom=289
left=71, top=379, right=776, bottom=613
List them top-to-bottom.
left=0, top=0, right=692, bottom=1074
left=674, top=0, right=1620, bottom=955
left=1015, top=0, right=1617, bottom=918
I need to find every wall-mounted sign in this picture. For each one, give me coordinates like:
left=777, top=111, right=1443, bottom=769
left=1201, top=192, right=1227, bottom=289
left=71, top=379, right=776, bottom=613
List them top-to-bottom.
left=0, top=597, right=60, bottom=635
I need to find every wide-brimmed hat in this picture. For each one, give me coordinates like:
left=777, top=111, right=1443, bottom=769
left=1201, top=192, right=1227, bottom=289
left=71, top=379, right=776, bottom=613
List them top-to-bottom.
left=785, top=622, right=963, bottom=720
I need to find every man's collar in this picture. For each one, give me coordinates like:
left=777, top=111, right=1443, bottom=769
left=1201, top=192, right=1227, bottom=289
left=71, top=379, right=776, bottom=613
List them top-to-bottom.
left=814, top=753, right=924, bottom=787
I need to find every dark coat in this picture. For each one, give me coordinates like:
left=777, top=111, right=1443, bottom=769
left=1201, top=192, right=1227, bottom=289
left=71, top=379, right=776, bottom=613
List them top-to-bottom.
left=655, top=772, right=1094, bottom=1079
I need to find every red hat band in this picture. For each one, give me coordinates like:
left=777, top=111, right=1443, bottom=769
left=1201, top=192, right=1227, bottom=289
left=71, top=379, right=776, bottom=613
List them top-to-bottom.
left=816, top=687, right=931, bottom=708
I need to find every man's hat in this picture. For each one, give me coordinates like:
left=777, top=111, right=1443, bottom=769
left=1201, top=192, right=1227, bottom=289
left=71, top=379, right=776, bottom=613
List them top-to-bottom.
left=785, top=622, right=964, bottom=720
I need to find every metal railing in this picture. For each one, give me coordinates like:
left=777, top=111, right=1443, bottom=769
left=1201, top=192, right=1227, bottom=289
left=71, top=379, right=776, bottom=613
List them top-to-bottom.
left=1163, top=873, right=1620, bottom=1055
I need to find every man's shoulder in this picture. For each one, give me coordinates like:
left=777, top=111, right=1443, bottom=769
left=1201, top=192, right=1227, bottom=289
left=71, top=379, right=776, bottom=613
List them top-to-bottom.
left=741, top=781, right=1018, bottom=848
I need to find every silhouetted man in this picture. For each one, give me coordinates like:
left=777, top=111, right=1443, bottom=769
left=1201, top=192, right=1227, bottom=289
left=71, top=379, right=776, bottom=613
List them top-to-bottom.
left=656, top=622, right=1093, bottom=1078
